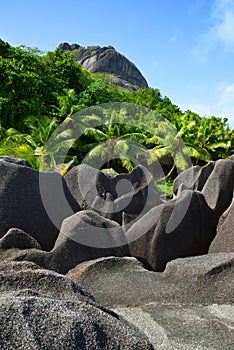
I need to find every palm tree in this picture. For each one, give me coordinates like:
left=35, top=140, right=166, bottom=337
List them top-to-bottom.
left=53, top=88, right=80, bottom=118
left=79, top=109, right=149, bottom=172
left=177, top=112, right=233, bottom=161
left=146, top=116, right=215, bottom=179
left=0, top=117, right=76, bottom=172
left=147, top=119, right=191, bottom=179
left=0, top=123, right=38, bottom=166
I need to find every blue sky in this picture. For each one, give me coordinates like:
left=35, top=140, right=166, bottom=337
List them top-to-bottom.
left=1, top=0, right=234, bottom=128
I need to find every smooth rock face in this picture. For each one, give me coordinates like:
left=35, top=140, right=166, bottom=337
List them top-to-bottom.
left=58, top=42, right=149, bottom=90
left=0, top=155, right=32, bottom=167
left=202, top=159, right=234, bottom=217
left=0, top=161, right=80, bottom=251
left=173, top=161, right=216, bottom=196
left=65, top=164, right=163, bottom=225
left=173, top=165, right=201, bottom=195
left=126, top=190, right=217, bottom=271
left=209, top=200, right=234, bottom=253
left=6, top=210, right=130, bottom=274
left=48, top=210, right=130, bottom=274
left=0, top=228, right=41, bottom=250
left=67, top=253, right=234, bottom=307
left=67, top=254, right=234, bottom=350
left=0, top=261, right=93, bottom=301
left=0, top=262, right=154, bottom=350
left=115, top=304, right=234, bottom=350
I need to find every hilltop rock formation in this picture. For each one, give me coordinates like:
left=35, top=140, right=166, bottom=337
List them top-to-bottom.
left=58, top=42, right=149, bottom=90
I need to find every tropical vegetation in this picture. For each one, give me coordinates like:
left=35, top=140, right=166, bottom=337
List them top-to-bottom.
left=0, top=38, right=233, bottom=192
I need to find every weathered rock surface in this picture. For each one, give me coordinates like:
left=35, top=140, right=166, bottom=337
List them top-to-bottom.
left=58, top=42, right=149, bottom=90
left=0, top=155, right=32, bottom=167
left=0, top=156, right=233, bottom=349
left=202, top=159, right=234, bottom=217
left=173, top=160, right=234, bottom=214
left=0, top=161, right=80, bottom=251
left=173, top=161, right=215, bottom=196
left=65, top=164, right=163, bottom=225
left=126, top=190, right=217, bottom=271
left=209, top=199, right=234, bottom=253
left=0, top=210, right=129, bottom=274
left=49, top=210, right=129, bottom=274
left=0, top=228, right=41, bottom=250
left=67, top=254, right=234, bottom=350
left=67, top=254, right=234, bottom=307
left=0, top=261, right=154, bottom=350
left=115, top=304, right=234, bottom=350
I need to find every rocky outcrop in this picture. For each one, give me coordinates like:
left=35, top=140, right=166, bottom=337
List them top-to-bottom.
left=58, top=42, right=149, bottom=90
left=0, top=155, right=234, bottom=349
left=0, top=155, right=32, bottom=167
left=1, top=159, right=233, bottom=272
left=173, top=159, right=234, bottom=218
left=201, top=159, right=234, bottom=217
left=0, top=160, right=80, bottom=251
left=173, top=161, right=215, bottom=196
left=65, top=164, right=163, bottom=225
left=126, top=190, right=217, bottom=271
left=209, top=199, right=234, bottom=253
left=48, top=210, right=129, bottom=274
left=0, top=228, right=41, bottom=250
left=67, top=253, right=234, bottom=307
left=67, top=254, right=234, bottom=350
left=0, top=261, right=154, bottom=350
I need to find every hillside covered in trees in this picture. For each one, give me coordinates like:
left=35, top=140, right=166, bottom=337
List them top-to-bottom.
left=0, top=38, right=233, bottom=182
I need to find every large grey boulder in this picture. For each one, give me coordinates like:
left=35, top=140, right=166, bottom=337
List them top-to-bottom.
left=58, top=43, right=148, bottom=90
left=0, top=155, right=32, bottom=167
left=173, top=159, right=234, bottom=219
left=202, top=159, right=234, bottom=217
left=0, top=161, right=80, bottom=251
left=173, top=161, right=215, bottom=196
left=65, top=164, right=163, bottom=225
left=65, top=164, right=114, bottom=209
left=111, top=165, right=163, bottom=225
left=173, top=165, right=201, bottom=195
left=125, top=190, right=217, bottom=271
left=209, top=199, right=234, bottom=253
left=2, top=210, right=130, bottom=274
left=48, top=210, right=130, bottom=274
left=0, top=228, right=41, bottom=250
left=67, top=253, right=234, bottom=308
left=67, top=254, right=234, bottom=350
left=0, top=261, right=154, bottom=350
left=115, top=304, right=234, bottom=350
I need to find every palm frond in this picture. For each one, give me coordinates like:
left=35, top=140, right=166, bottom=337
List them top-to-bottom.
left=84, top=127, right=107, bottom=140
left=86, top=143, right=106, bottom=159
left=148, top=146, right=171, bottom=165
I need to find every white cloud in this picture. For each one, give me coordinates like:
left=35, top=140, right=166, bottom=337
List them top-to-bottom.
left=193, top=0, right=234, bottom=60
left=178, top=81, right=234, bottom=129
left=214, top=81, right=234, bottom=122
left=179, top=102, right=213, bottom=117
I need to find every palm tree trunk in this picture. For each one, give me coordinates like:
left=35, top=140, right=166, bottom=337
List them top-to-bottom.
left=158, top=162, right=176, bottom=182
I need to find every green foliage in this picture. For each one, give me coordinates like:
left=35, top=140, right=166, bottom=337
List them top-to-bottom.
left=0, top=38, right=233, bottom=177
left=0, top=42, right=91, bottom=128
left=77, top=109, right=148, bottom=171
